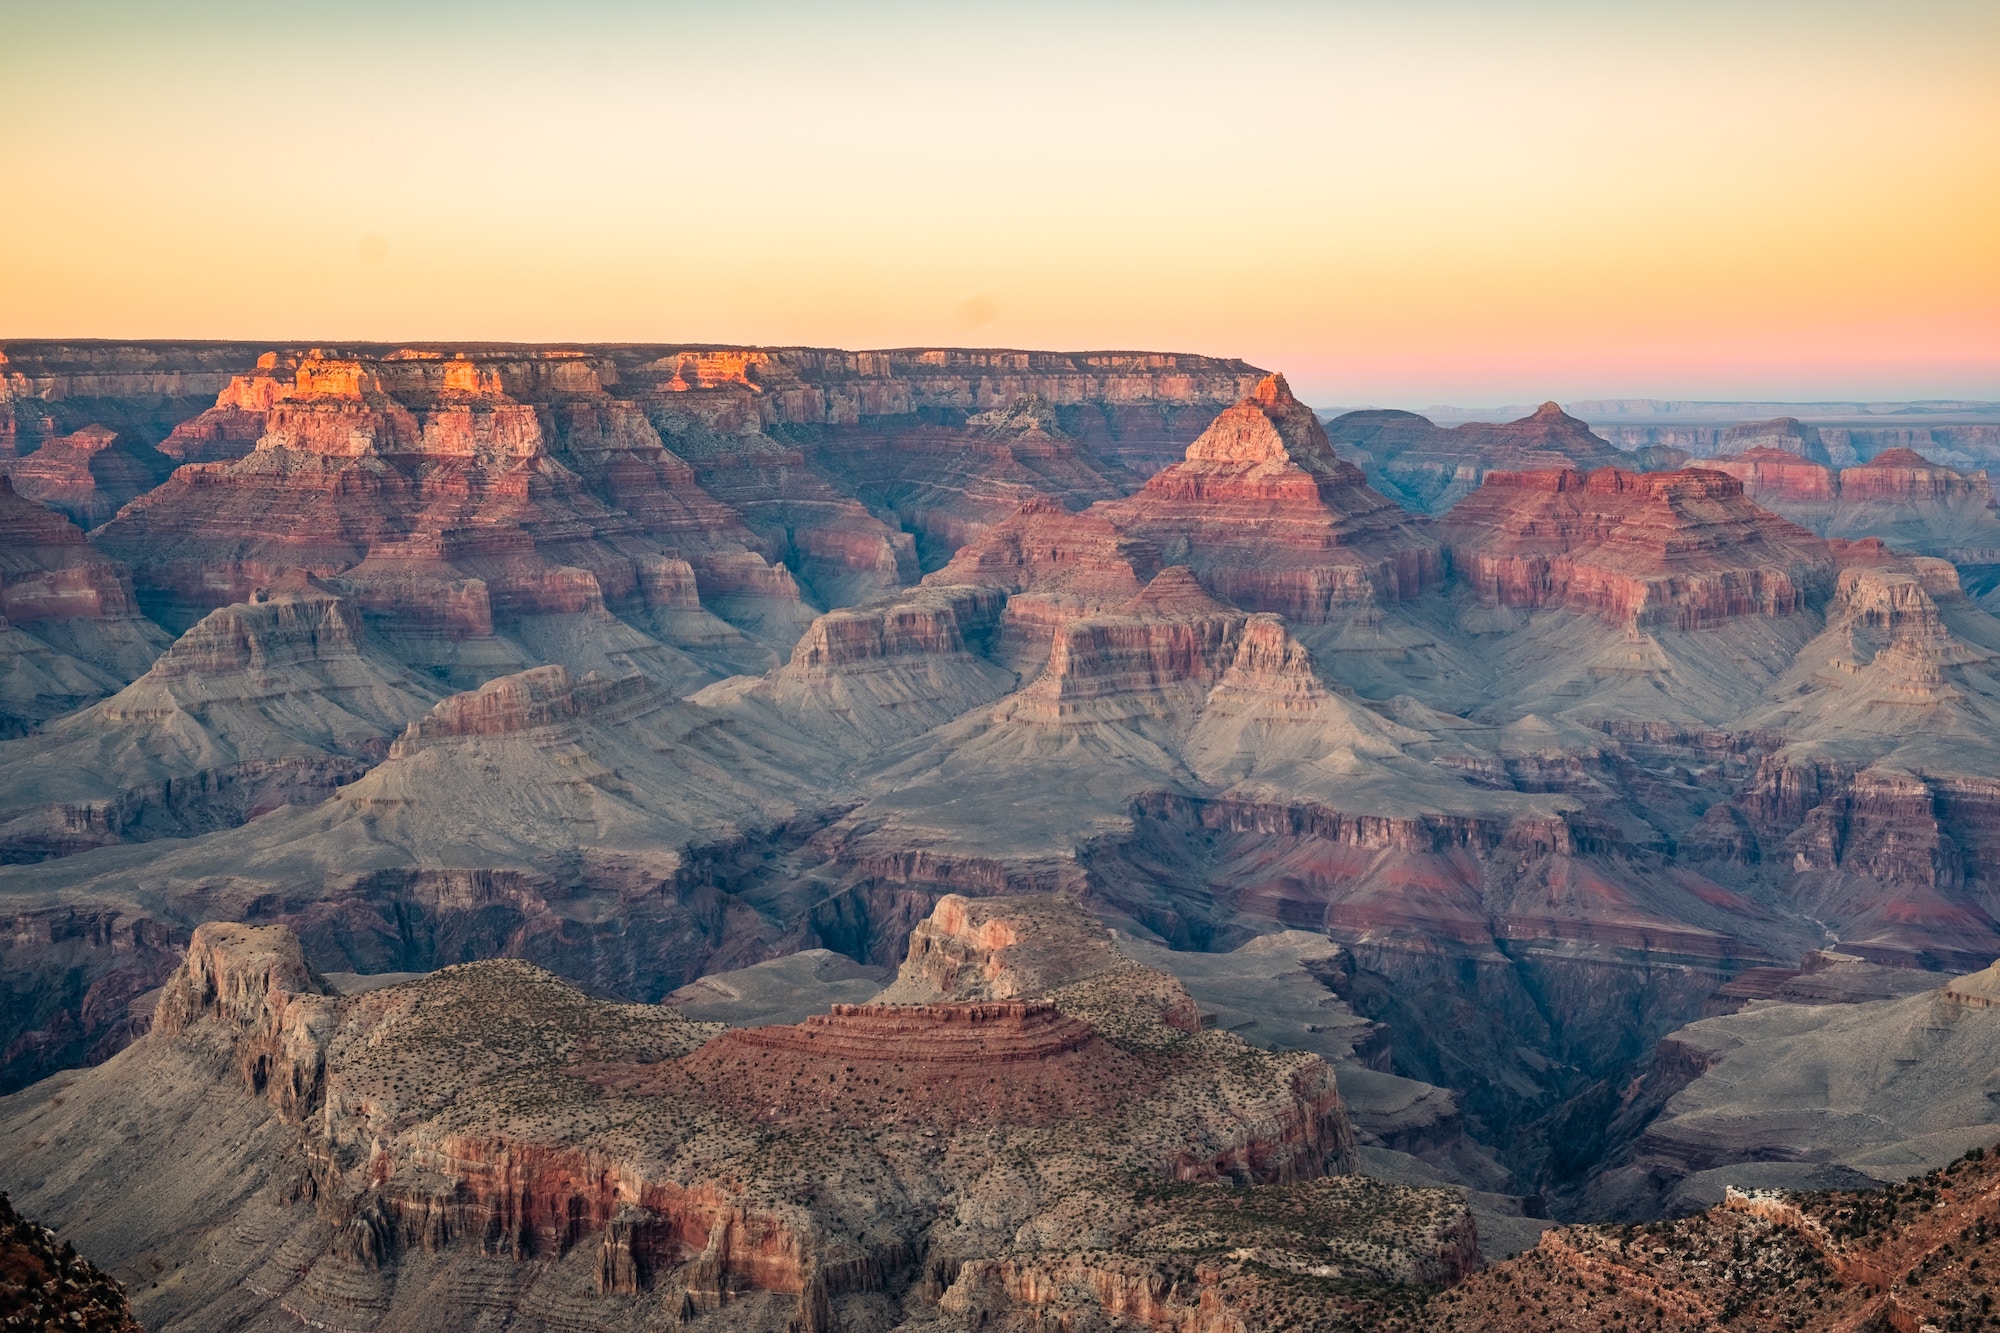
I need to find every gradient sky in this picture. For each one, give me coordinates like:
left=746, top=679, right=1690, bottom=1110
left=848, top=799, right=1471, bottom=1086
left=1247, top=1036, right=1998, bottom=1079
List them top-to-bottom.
left=3, top=0, right=1996, bottom=405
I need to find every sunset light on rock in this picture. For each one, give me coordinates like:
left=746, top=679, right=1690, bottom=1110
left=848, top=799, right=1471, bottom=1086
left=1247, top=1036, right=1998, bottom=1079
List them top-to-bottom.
left=3, top=4, right=2000, bottom=1332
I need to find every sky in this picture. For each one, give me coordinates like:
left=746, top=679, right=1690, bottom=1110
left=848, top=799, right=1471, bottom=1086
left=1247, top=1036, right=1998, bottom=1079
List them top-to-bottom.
left=2, top=0, right=1997, bottom=406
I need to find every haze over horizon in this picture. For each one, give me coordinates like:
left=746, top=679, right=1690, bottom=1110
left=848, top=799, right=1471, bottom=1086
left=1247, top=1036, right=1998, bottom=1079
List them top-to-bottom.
left=3, top=0, right=1996, bottom=406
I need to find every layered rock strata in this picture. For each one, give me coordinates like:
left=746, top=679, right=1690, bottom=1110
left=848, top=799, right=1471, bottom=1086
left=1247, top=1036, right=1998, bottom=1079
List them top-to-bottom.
left=1095, top=375, right=1442, bottom=620
left=1327, top=401, right=1685, bottom=515
left=0, top=425, right=174, bottom=528
left=1695, top=445, right=2000, bottom=581
left=1442, top=466, right=1838, bottom=629
left=0, top=477, right=170, bottom=733
left=0, top=581, right=440, bottom=862
left=0, top=904, right=1482, bottom=1333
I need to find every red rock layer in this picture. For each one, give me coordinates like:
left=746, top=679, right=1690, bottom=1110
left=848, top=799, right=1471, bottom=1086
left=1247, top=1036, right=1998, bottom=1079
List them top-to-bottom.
left=88, top=351, right=788, bottom=642
left=1095, top=374, right=1442, bottom=620
left=803, top=395, right=1132, bottom=567
left=1329, top=401, right=1675, bottom=514
left=0, top=426, right=174, bottom=529
left=1694, top=445, right=1839, bottom=504
left=1698, top=445, right=1995, bottom=509
left=1841, top=446, right=1991, bottom=502
left=1442, top=466, right=1837, bottom=628
left=0, top=478, right=149, bottom=627
left=927, top=496, right=1164, bottom=665
left=781, top=585, right=1007, bottom=674
left=744, top=998, right=1094, bottom=1055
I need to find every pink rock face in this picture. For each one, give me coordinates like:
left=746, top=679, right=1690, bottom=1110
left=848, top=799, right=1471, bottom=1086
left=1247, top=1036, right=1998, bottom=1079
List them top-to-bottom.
left=89, top=351, right=789, bottom=643
left=1095, top=374, right=1442, bottom=620
left=805, top=395, right=1133, bottom=567
left=1331, top=400, right=1662, bottom=514
left=0, top=425, right=174, bottom=528
left=1693, top=446, right=2000, bottom=569
left=1696, top=446, right=1840, bottom=504
left=1839, top=447, right=1989, bottom=503
left=1442, top=466, right=1837, bottom=628
left=0, top=477, right=147, bottom=626
left=389, top=664, right=579, bottom=749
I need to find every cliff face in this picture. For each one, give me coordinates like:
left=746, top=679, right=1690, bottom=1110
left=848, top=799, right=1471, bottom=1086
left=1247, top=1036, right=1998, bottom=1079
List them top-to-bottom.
left=15, top=340, right=2000, bottom=1273
left=1097, top=375, right=1443, bottom=620
left=1329, top=401, right=1672, bottom=515
left=0, top=425, right=175, bottom=529
left=1693, top=445, right=2000, bottom=574
left=1442, top=466, right=1838, bottom=629
left=0, top=477, right=170, bottom=734
left=0, top=581, right=440, bottom=862
left=0, top=903, right=1479, bottom=1333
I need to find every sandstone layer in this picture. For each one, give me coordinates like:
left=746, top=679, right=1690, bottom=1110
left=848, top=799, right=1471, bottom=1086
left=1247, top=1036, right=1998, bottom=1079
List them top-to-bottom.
left=12, top=341, right=2000, bottom=1250
left=1327, top=401, right=1686, bottom=515
left=1694, top=445, right=2000, bottom=586
left=0, top=903, right=1483, bottom=1333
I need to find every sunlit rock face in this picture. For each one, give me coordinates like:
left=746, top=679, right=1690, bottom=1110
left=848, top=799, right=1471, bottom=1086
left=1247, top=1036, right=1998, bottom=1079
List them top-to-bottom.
left=14, top=340, right=2000, bottom=1315
left=1095, top=374, right=1443, bottom=620
left=1441, top=465, right=1837, bottom=629
left=0, top=902, right=1492, bottom=1333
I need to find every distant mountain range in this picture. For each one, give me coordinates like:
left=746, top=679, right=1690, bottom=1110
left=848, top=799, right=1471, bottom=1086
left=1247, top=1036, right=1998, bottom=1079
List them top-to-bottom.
left=1370, top=400, right=2000, bottom=426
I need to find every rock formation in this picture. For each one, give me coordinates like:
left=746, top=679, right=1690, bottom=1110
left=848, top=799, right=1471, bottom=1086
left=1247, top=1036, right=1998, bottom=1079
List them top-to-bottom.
left=17, top=341, right=2000, bottom=1292
left=1095, top=374, right=1443, bottom=620
left=1328, top=401, right=1684, bottom=514
left=1715, top=415, right=1836, bottom=465
left=0, top=424, right=175, bottom=528
left=1695, top=445, right=2000, bottom=587
left=1441, top=466, right=1837, bottom=630
left=0, top=477, right=170, bottom=734
left=0, top=580, right=440, bottom=862
left=0, top=903, right=1484, bottom=1332
left=1418, top=1143, right=2000, bottom=1332
left=0, top=1191, right=141, bottom=1332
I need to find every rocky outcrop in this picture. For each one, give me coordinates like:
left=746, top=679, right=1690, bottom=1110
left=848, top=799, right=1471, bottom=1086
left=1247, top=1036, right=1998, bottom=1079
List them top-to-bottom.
left=1096, top=375, right=1442, bottom=619
left=805, top=394, right=1134, bottom=570
left=1329, top=401, right=1678, bottom=515
left=1715, top=416, right=1835, bottom=465
left=0, top=425, right=174, bottom=528
left=1694, top=446, right=2000, bottom=581
left=1442, top=466, right=1838, bottom=629
left=0, top=477, right=169, bottom=732
left=0, top=582, right=440, bottom=862
left=703, top=584, right=1017, bottom=752
left=0, top=904, right=1470, bottom=1333
left=151, top=921, right=336, bottom=1122
left=1419, top=1148, right=2000, bottom=1333
left=0, top=1192, right=143, bottom=1332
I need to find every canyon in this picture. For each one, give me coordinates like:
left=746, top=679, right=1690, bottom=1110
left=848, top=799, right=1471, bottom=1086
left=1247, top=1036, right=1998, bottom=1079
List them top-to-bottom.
left=4, top=340, right=2000, bottom=1327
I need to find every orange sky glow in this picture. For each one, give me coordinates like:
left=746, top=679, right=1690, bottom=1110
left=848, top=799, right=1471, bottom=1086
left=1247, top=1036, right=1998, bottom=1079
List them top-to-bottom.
left=2, top=0, right=1996, bottom=405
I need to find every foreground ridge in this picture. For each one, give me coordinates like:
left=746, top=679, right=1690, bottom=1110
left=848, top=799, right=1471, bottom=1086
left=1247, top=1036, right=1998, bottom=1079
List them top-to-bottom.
left=0, top=899, right=1486, bottom=1332
left=1416, top=1142, right=2000, bottom=1332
